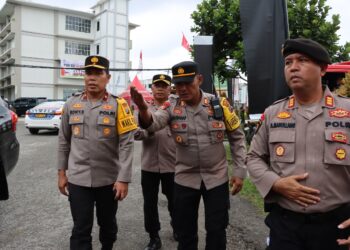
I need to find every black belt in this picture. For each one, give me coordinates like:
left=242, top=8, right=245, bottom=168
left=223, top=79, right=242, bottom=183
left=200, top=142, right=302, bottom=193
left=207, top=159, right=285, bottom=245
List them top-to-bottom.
left=272, top=203, right=350, bottom=224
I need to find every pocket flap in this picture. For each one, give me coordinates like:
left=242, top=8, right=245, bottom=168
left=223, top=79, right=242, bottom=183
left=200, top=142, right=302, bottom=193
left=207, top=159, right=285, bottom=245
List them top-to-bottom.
left=69, top=115, right=84, bottom=124
left=97, top=116, right=116, bottom=126
left=208, top=121, right=225, bottom=131
left=170, top=122, right=187, bottom=132
left=269, top=130, right=295, bottom=143
left=325, top=130, right=349, bottom=144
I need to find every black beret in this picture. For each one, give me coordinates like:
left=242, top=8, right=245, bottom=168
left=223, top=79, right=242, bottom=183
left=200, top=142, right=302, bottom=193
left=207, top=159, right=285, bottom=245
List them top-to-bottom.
left=282, top=38, right=331, bottom=65
left=84, top=55, right=109, bottom=70
left=172, top=61, right=199, bottom=84
left=152, top=74, right=171, bottom=85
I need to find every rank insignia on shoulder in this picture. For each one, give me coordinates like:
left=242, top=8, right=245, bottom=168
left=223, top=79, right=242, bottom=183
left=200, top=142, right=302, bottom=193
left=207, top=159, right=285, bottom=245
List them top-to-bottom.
left=160, top=101, right=171, bottom=110
left=329, top=108, right=350, bottom=118
left=277, top=111, right=291, bottom=119
left=331, top=132, right=348, bottom=143
left=275, top=145, right=285, bottom=156
left=335, top=148, right=346, bottom=160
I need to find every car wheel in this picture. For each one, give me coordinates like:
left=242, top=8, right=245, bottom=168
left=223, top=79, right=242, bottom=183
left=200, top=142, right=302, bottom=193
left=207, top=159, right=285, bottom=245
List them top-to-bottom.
left=29, top=128, right=39, bottom=135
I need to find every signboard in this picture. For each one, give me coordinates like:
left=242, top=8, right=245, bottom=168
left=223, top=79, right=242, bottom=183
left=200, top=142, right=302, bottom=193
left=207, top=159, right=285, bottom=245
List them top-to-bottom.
left=60, top=60, right=84, bottom=79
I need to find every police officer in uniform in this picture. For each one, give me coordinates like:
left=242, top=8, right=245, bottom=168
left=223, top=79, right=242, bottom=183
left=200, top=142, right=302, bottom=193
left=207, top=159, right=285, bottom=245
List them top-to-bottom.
left=247, top=38, right=350, bottom=250
left=57, top=55, right=137, bottom=250
left=131, top=61, right=247, bottom=250
left=134, top=74, right=177, bottom=250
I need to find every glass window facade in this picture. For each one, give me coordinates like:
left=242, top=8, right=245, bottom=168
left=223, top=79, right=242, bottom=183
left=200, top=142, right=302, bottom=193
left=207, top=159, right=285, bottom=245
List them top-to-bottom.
left=65, top=16, right=91, bottom=33
left=65, top=41, right=90, bottom=56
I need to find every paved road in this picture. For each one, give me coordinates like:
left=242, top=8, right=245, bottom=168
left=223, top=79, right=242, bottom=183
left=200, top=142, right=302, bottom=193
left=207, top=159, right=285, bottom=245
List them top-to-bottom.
left=0, top=119, right=268, bottom=249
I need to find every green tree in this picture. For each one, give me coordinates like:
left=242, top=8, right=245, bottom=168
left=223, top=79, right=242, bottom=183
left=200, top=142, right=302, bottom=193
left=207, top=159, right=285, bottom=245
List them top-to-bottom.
left=191, top=0, right=350, bottom=81
left=335, top=73, right=350, bottom=97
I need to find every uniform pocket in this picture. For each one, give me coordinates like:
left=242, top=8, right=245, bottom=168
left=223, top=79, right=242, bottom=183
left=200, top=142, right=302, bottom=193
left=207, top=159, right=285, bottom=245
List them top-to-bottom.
left=69, top=115, right=84, bottom=138
left=97, top=116, right=116, bottom=139
left=208, top=121, right=225, bottom=143
left=170, top=122, right=188, bottom=145
left=324, top=129, right=350, bottom=165
left=269, top=130, right=295, bottom=163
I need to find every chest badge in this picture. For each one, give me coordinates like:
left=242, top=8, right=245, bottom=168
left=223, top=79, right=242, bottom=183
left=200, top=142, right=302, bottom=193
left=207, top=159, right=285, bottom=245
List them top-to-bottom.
left=73, top=103, right=84, bottom=109
left=103, top=104, right=113, bottom=110
left=174, top=107, right=182, bottom=115
left=329, top=108, right=350, bottom=118
left=277, top=111, right=291, bottom=119
left=72, top=116, right=81, bottom=122
left=103, top=117, right=110, bottom=124
left=73, top=126, right=80, bottom=136
left=103, top=128, right=111, bottom=136
left=331, top=132, right=348, bottom=143
left=175, top=135, right=183, bottom=143
left=275, top=145, right=285, bottom=156
left=335, top=148, right=346, bottom=160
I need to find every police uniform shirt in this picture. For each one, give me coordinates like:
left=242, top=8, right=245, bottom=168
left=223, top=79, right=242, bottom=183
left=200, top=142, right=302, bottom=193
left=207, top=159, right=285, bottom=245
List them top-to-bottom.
left=247, top=86, right=350, bottom=213
left=143, top=91, right=247, bottom=190
left=57, top=92, right=134, bottom=187
left=135, top=101, right=176, bottom=173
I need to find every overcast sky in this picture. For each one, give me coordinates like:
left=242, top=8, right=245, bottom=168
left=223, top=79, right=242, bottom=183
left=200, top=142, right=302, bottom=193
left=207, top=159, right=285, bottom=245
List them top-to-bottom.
left=0, top=0, right=349, bottom=80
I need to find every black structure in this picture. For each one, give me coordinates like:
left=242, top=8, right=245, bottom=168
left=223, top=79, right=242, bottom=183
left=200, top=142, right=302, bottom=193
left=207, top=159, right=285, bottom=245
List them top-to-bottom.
left=240, top=0, right=290, bottom=114
left=193, top=36, right=214, bottom=94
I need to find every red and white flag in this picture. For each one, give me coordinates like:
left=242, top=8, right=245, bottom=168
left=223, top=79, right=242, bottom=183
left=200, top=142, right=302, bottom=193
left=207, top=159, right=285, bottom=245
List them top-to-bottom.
left=181, top=33, right=192, bottom=52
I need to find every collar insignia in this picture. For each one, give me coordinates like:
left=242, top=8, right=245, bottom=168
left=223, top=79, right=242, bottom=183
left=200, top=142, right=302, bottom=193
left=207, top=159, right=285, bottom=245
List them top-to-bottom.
left=325, top=95, right=334, bottom=107
left=288, top=97, right=295, bottom=108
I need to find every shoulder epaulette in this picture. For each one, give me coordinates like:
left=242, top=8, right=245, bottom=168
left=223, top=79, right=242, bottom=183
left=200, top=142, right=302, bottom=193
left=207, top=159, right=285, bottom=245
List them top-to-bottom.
left=73, top=91, right=82, bottom=96
left=337, top=94, right=350, bottom=99
left=272, top=96, right=289, bottom=105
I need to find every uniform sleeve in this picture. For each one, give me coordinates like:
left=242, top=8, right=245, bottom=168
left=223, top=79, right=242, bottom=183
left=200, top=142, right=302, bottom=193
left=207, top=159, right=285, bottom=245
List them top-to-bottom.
left=57, top=102, right=71, bottom=170
left=144, top=109, right=170, bottom=133
left=246, top=111, right=280, bottom=198
left=226, top=126, right=247, bottom=179
left=134, top=127, right=150, bottom=141
left=117, top=130, right=134, bottom=182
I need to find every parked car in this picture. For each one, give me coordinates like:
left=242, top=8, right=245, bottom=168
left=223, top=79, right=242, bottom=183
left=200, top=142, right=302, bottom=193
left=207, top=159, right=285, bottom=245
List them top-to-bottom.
left=0, top=97, right=20, bottom=200
left=12, top=97, right=47, bottom=116
left=24, top=101, right=65, bottom=134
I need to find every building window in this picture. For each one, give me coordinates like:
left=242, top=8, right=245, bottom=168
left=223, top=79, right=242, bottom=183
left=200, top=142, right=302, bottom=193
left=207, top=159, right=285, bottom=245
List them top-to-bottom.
left=65, top=15, right=91, bottom=33
left=97, top=21, right=100, bottom=31
left=65, top=41, right=90, bottom=56
left=96, top=44, right=100, bottom=55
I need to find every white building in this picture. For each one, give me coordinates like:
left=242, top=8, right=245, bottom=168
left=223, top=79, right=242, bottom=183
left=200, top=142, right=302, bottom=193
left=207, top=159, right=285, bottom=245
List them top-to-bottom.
left=0, top=0, right=135, bottom=100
